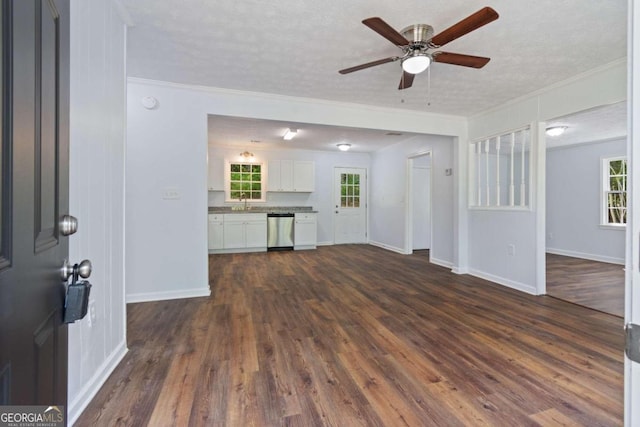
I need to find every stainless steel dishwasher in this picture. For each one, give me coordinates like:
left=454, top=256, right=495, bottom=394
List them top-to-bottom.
left=267, top=213, right=294, bottom=250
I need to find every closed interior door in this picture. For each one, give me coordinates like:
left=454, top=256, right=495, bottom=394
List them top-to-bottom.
left=0, top=0, right=70, bottom=408
left=334, top=167, right=367, bottom=244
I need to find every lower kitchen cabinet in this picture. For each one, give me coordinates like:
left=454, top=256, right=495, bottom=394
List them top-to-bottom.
left=294, top=212, right=317, bottom=250
left=209, top=213, right=267, bottom=253
left=208, top=214, right=224, bottom=250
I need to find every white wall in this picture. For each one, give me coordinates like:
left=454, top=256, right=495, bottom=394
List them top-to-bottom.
left=68, top=0, right=128, bottom=424
left=467, top=59, right=627, bottom=294
left=126, top=79, right=468, bottom=303
left=369, top=135, right=455, bottom=266
left=546, top=138, right=626, bottom=264
left=208, top=146, right=371, bottom=245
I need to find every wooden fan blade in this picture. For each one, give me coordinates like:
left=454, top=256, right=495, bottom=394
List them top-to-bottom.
left=430, top=7, right=499, bottom=47
left=362, top=17, right=410, bottom=46
left=433, top=52, right=491, bottom=68
left=339, top=57, right=398, bottom=74
left=398, top=71, right=415, bottom=90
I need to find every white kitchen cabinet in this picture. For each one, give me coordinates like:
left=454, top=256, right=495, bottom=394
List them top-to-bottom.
left=207, top=154, right=225, bottom=191
left=268, top=160, right=314, bottom=192
left=294, top=212, right=317, bottom=250
left=222, top=213, right=267, bottom=252
left=208, top=214, right=224, bottom=251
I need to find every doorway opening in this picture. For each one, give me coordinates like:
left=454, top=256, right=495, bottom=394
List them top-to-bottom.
left=544, top=102, right=626, bottom=317
left=406, top=152, right=432, bottom=257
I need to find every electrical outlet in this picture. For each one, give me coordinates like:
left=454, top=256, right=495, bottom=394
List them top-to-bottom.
left=508, top=244, right=515, bottom=256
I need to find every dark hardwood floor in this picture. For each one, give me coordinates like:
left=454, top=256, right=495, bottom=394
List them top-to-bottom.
left=76, top=245, right=624, bottom=426
left=546, top=253, right=625, bottom=317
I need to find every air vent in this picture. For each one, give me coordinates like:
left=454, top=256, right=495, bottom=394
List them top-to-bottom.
left=385, top=132, right=403, bottom=136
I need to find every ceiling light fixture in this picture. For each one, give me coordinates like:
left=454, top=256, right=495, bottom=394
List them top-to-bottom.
left=401, top=52, right=431, bottom=74
left=545, top=126, right=568, bottom=137
left=283, top=128, right=298, bottom=140
left=337, top=143, right=351, bottom=151
left=239, top=151, right=254, bottom=159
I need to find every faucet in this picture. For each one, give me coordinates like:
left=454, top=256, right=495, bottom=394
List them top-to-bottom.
left=240, top=193, right=249, bottom=210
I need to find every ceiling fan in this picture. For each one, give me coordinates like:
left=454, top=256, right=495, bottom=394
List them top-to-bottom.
left=339, top=7, right=499, bottom=90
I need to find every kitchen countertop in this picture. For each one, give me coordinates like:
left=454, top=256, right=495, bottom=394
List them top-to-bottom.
left=208, top=206, right=317, bottom=214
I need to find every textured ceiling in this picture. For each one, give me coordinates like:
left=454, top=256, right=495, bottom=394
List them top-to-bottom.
left=121, top=0, right=627, bottom=117
left=546, top=101, right=627, bottom=149
left=207, top=115, right=427, bottom=152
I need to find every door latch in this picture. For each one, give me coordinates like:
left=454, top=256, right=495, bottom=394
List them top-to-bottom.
left=625, top=323, right=640, bottom=363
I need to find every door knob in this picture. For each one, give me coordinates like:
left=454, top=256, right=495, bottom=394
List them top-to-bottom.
left=60, top=214, right=78, bottom=236
left=61, top=259, right=92, bottom=281
left=77, top=259, right=92, bottom=279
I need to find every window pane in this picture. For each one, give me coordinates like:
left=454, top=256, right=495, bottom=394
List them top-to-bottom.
left=609, top=160, right=624, bottom=174
left=228, top=162, right=263, bottom=201
left=341, top=174, right=347, bottom=185
left=354, top=175, right=360, bottom=185
left=610, top=177, right=622, bottom=191
left=341, top=196, right=347, bottom=207
left=353, top=198, right=360, bottom=207
left=608, top=208, right=626, bottom=224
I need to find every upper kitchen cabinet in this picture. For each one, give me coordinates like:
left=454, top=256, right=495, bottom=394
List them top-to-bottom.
left=208, top=151, right=225, bottom=191
left=268, top=160, right=315, bottom=192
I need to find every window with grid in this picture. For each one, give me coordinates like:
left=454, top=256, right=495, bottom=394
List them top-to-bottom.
left=603, top=157, right=627, bottom=226
left=227, top=163, right=264, bottom=201
left=340, top=173, right=360, bottom=207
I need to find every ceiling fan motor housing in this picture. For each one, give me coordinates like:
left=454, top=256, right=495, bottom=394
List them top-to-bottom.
left=401, top=24, right=434, bottom=48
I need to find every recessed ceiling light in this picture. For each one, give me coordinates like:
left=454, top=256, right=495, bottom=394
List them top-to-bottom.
left=545, top=126, right=568, bottom=137
left=283, top=128, right=297, bottom=140
left=337, top=143, right=351, bottom=151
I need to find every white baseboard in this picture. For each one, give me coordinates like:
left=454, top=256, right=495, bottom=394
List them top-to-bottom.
left=368, top=240, right=407, bottom=254
left=317, top=241, right=333, bottom=246
left=546, top=247, right=624, bottom=265
left=430, top=257, right=453, bottom=269
left=451, top=266, right=469, bottom=275
left=468, top=268, right=538, bottom=295
left=126, top=287, right=211, bottom=304
left=68, top=341, right=128, bottom=426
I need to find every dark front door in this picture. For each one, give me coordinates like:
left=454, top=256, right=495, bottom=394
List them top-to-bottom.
left=0, top=0, right=70, bottom=409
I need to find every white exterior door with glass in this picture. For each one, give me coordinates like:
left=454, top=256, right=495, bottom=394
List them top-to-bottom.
left=334, top=168, right=367, bottom=244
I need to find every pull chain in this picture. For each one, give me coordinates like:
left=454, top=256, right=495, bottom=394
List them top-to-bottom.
left=428, top=65, right=431, bottom=102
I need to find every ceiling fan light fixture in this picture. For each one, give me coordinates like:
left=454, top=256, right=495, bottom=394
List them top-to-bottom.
left=402, top=53, right=431, bottom=74
left=545, top=126, right=568, bottom=137
left=283, top=128, right=298, bottom=140
left=337, top=143, right=351, bottom=151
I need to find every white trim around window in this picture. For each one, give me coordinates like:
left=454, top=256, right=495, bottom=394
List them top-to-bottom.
left=601, top=156, right=627, bottom=227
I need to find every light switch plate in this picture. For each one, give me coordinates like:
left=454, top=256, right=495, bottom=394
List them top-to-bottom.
left=162, top=187, right=181, bottom=200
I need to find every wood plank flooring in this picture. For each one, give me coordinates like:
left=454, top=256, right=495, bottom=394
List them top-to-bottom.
left=75, top=245, right=624, bottom=426
left=546, top=253, right=625, bottom=317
